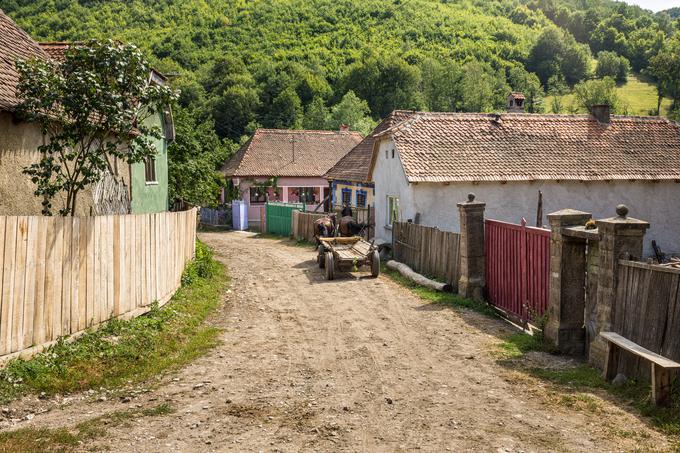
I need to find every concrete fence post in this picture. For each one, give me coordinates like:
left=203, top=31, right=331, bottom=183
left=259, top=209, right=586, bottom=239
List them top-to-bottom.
left=457, top=193, right=485, bottom=302
left=589, top=204, right=649, bottom=367
left=545, top=209, right=592, bottom=355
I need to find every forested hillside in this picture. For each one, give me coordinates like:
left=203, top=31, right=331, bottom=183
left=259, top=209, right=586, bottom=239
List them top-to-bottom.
left=2, top=0, right=679, bottom=205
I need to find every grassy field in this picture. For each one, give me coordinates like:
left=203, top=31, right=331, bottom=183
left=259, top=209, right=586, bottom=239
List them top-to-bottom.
left=544, top=73, right=673, bottom=116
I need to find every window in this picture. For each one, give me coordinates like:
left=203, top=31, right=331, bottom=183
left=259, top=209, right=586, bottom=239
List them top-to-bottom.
left=391, top=149, right=395, bottom=158
left=144, top=157, right=157, bottom=183
left=249, top=187, right=267, bottom=204
left=293, top=187, right=316, bottom=203
left=341, top=188, right=352, bottom=205
left=356, top=190, right=367, bottom=208
left=387, top=196, right=399, bottom=227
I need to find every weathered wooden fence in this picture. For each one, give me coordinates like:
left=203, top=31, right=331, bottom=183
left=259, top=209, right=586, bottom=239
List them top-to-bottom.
left=200, top=207, right=231, bottom=227
left=0, top=209, right=197, bottom=359
left=292, top=211, right=327, bottom=242
left=392, top=222, right=461, bottom=288
left=613, top=260, right=680, bottom=378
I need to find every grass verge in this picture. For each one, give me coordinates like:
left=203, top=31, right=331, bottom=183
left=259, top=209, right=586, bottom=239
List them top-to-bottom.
left=0, top=241, right=228, bottom=404
left=381, top=263, right=497, bottom=317
left=497, top=332, right=680, bottom=442
left=0, top=403, right=175, bottom=453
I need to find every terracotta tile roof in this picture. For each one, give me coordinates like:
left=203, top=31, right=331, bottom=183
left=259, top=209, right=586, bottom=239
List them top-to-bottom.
left=0, top=9, right=49, bottom=111
left=38, top=42, right=70, bottom=61
left=325, top=110, right=416, bottom=183
left=370, top=112, right=680, bottom=182
left=223, top=129, right=363, bottom=178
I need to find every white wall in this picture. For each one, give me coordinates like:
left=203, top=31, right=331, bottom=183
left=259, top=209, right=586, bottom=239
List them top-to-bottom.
left=371, top=138, right=680, bottom=256
left=373, top=139, right=415, bottom=241
left=410, top=181, right=680, bottom=257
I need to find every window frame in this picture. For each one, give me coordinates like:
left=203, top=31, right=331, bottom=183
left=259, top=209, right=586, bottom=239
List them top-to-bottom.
left=144, top=157, right=157, bottom=185
left=249, top=187, right=268, bottom=204
left=341, top=188, right=352, bottom=206
left=356, top=189, right=367, bottom=208
left=386, top=195, right=399, bottom=227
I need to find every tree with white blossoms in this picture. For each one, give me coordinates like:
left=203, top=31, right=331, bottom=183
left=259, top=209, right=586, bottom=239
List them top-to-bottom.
left=16, top=39, right=178, bottom=216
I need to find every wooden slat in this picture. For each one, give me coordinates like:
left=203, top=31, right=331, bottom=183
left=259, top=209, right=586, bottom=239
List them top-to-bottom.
left=13, top=217, right=28, bottom=351
left=22, top=217, right=38, bottom=348
left=600, top=332, right=680, bottom=369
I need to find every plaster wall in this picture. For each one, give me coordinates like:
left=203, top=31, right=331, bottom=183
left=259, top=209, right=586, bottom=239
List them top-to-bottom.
left=0, top=112, right=131, bottom=216
left=131, top=112, right=169, bottom=214
left=372, top=139, right=415, bottom=242
left=408, top=180, right=680, bottom=256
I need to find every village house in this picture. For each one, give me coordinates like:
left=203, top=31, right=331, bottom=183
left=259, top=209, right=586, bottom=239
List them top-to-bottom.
left=0, top=11, right=173, bottom=216
left=369, top=103, right=680, bottom=256
left=324, top=111, right=414, bottom=210
left=222, top=128, right=363, bottom=229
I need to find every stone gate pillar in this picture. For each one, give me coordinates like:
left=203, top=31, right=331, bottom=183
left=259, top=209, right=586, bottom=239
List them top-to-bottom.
left=457, top=193, right=485, bottom=302
left=589, top=205, right=649, bottom=367
left=545, top=209, right=592, bottom=355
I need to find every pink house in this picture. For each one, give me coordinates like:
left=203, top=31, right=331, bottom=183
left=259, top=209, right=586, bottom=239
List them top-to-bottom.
left=222, top=128, right=363, bottom=228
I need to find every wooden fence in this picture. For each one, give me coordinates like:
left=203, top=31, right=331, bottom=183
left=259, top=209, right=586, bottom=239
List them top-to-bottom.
left=0, top=209, right=197, bottom=359
left=292, top=211, right=327, bottom=242
left=392, top=222, right=461, bottom=288
left=613, top=260, right=680, bottom=378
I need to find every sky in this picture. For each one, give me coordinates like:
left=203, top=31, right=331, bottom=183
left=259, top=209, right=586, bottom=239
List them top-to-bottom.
left=621, top=0, right=680, bottom=12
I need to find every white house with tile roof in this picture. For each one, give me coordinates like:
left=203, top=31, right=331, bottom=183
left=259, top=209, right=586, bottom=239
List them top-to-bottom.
left=368, top=106, right=680, bottom=256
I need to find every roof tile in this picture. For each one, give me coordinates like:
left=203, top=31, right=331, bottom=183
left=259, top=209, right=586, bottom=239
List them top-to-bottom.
left=0, top=9, right=48, bottom=111
left=372, top=112, right=680, bottom=182
left=224, top=129, right=363, bottom=178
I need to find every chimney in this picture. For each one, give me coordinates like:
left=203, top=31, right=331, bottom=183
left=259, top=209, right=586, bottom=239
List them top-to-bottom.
left=507, top=92, right=525, bottom=113
left=591, top=104, right=611, bottom=124
left=339, top=124, right=349, bottom=132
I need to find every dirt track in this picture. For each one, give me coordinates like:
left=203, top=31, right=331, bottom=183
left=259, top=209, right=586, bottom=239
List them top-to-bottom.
left=1, top=231, right=673, bottom=452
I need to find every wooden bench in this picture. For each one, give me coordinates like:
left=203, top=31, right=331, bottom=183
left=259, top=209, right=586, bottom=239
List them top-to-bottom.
left=601, top=332, right=680, bottom=407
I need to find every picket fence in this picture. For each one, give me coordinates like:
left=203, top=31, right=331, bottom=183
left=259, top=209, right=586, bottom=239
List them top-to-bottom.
left=0, top=209, right=197, bottom=359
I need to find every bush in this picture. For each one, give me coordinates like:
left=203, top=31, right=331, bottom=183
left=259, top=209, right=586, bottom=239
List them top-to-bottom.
left=574, top=77, right=621, bottom=113
left=181, top=241, right=219, bottom=285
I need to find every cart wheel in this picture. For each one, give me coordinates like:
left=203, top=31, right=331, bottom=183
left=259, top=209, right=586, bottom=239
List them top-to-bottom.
left=318, top=244, right=326, bottom=269
left=371, top=250, right=380, bottom=278
left=325, top=252, right=335, bottom=280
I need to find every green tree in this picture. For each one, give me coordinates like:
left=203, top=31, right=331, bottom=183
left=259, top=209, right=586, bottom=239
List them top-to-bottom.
left=528, top=27, right=590, bottom=86
left=649, top=35, right=680, bottom=114
left=16, top=39, right=177, bottom=216
left=595, top=51, right=630, bottom=83
left=205, top=56, right=260, bottom=140
left=343, top=56, right=424, bottom=118
left=421, top=58, right=463, bottom=112
left=573, top=77, right=621, bottom=113
left=266, top=86, right=303, bottom=129
left=328, top=91, right=375, bottom=136
left=303, top=96, right=329, bottom=130
left=168, top=108, right=233, bottom=207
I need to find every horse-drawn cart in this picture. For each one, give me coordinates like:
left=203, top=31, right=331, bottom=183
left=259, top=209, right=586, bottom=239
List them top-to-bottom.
left=317, top=237, right=380, bottom=280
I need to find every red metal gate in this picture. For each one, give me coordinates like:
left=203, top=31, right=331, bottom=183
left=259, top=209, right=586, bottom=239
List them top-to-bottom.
left=485, top=218, right=550, bottom=324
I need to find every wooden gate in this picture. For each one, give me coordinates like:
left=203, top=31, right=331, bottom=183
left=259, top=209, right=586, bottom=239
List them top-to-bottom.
left=265, top=202, right=304, bottom=237
left=485, top=218, right=550, bottom=324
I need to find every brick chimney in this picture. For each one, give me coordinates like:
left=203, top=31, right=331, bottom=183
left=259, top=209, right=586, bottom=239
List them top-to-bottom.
left=507, top=92, right=525, bottom=113
left=590, top=104, right=611, bottom=124
left=339, top=124, right=349, bottom=132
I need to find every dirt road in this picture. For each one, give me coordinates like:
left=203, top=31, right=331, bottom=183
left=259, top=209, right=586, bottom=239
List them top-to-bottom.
left=1, top=231, right=672, bottom=451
